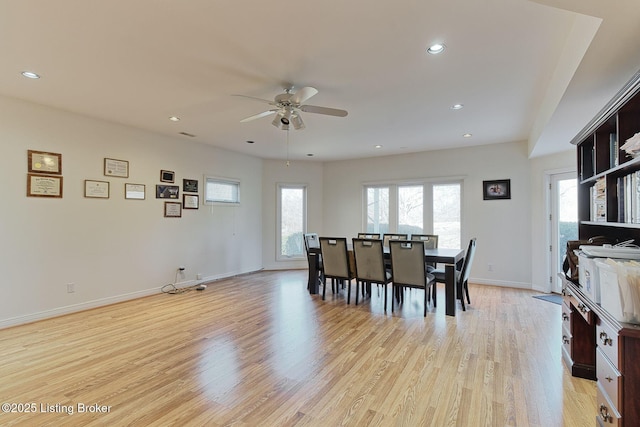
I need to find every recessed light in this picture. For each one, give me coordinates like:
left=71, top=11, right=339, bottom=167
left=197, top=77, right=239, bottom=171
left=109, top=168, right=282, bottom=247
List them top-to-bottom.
left=427, top=43, right=446, bottom=54
left=21, top=71, right=40, bottom=79
left=450, top=104, right=464, bottom=110
left=168, top=116, right=180, bottom=122
left=179, top=132, right=196, bottom=137
left=463, top=133, right=472, bottom=138
left=246, top=140, right=255, bottom=144
left=375, top=145, right=383, bottom=149
left=306, top=153, right=314, bottom=157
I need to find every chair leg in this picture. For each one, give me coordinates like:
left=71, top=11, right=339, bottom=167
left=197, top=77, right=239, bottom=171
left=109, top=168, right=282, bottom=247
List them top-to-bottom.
left=322, top=276, right=327, bottom=300
left=347, top=280, right=351, bottom=304
left=464, top=280, right=471, bottom=304
left=383, top=283, right=388, bottom=311
left=432, top=283, right=437, bottom=307
left=391, top=285, right=395, bottom=312
left=424, top=287, right=427, bottom=317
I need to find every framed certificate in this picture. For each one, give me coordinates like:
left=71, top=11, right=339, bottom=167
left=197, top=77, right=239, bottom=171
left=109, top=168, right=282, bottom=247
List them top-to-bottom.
left=28, top=150, right=62, bottom=174
left=104, top=158, right=129, bottom=178
left=27, top=174, right=63, bottom=198
left=183, top=179, right=198, bottom=193
left=84, top=180, right=110, bottom=198
left=125, top=183, right=145, bottom=200
left=183, top=194, right=199, bottom=209
left=164, top=202, right=182, bottom=218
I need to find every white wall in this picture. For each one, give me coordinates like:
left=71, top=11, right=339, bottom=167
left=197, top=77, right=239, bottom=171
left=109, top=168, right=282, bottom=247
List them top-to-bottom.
left=0, top=95, right=263, bottom=328
left=321, top=142, right=537, bottom=288
left=262, top=159, right=324, bottom=270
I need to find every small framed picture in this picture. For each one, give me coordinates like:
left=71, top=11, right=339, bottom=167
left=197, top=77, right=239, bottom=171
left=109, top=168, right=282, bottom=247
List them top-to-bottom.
left=28, top=150, right=62, bottom=175
left=104, top=158, right=129, bottom=178
left=160, top=170, right=175, bottom=183
left=27, top=173, right=63, bottom=198
left=183, top=179, right=198, bottom=193
left=483, top=179, right=511, bottom=200
left=84, top=180, right=110, bottom=198
left=125, top=183, right=145, bottom=200
left=156, top=185, right=179, bottom=199
left=183, top=194, right=199, bottom=209
left=164, top=201, right=182, bottom=218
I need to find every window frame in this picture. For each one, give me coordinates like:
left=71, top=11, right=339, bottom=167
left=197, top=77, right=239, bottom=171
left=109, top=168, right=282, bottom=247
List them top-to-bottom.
left=204, top=175, right=240, bottom=205
left=362, top=177, right=464, bottom=246
left=276, top=183, right=308, bottom=261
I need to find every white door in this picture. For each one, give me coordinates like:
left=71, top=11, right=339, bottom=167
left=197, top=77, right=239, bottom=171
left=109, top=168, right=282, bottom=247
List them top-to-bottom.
left=549, top=172, right=578, bottom=293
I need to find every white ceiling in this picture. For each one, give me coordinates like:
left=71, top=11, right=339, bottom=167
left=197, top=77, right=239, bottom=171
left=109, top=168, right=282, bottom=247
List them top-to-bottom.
left=1, top=0, right=640, bottom=161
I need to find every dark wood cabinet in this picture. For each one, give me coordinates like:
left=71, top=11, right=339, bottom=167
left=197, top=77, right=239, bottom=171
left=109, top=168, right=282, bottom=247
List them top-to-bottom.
left=569, top=69, right=640, bottom=426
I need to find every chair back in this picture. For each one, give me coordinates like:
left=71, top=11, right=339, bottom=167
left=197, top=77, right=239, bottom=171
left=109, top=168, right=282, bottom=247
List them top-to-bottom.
left=303, top=233, right=320, bottom=253
left=357, top=233, right=381, bottom=239
left=383, top=233, right=409, bottom=248
left=410, top=234, right=438, bottom=249
left=319, top=237, right=353, bottom=280
left=352, top=238, right=387, bottom=283
left=459, top=238, right=477, bottom=285
left=389, top=240, right=427, bottom=287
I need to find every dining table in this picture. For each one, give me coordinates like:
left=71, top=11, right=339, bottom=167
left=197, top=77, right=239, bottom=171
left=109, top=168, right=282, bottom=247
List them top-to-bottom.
left=306, top=245, right=465, bottom=316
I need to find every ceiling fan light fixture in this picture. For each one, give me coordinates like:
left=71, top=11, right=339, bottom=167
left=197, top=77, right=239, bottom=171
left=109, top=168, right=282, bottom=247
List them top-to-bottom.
left=272, top=112, right=290, bottom=130
left=291, top=113, right=305, bottom=130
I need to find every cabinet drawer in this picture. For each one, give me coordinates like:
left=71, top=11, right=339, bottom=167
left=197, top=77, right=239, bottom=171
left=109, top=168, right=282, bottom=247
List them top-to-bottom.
left=596, top=320, right=620, bottom=369
left=597, top=348, right=621, bottom=411
left=597, top=382, right=621, bottom=427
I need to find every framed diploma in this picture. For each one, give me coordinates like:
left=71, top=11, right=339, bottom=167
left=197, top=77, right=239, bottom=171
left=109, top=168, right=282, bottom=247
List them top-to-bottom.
left=28, top=150, right=62, bottom=174
left=104, top=158, right=129, bottom=178
left=160, top=170, right=175, bottom=183
left=27, top=174, right=63, bottom=198
left=183, top=179, right=198, bottom=193
left=84, top=180, right=110, bottom=198
left=125, top=183, right=145, bottom=200
left=156, top=185, right=179, bottom=199
left=183, top=194, right=199, bottom=209
left=164, top=201, right=182, bottom=218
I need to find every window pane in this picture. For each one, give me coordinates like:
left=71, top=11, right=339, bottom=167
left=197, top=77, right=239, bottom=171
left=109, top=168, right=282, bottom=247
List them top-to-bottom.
left=205, top=178, right=239, bottom=204
left=433, top=183, right=461, bottom=248
left=398, top=185, right=423, bottom=235
left=280, top=187, right=305, bottom=258
left=366, top=187, right=389, bottom=234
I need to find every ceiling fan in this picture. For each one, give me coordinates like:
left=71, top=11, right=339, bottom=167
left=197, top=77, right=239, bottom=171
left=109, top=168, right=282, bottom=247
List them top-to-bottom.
left=235, top=86, right=348, bottom=130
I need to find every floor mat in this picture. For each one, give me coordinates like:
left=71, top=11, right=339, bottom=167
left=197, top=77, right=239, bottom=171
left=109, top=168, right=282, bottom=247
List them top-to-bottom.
left=532, top=294, right=562, bottom=305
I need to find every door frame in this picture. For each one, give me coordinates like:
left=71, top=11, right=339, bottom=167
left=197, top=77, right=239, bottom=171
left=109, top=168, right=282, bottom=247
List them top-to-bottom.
left=545, top=168, right=577, bottom=294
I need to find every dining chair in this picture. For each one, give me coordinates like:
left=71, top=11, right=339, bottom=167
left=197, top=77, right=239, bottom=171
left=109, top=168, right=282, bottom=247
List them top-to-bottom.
left=304, top=233, right=323, bottom=289
left=357, top=233, right=381, bottom=239
left=383, top=233, right=409, bottom=248
left=410, top=234, right=439, bottom=271
left=319, top=237, right=356, bottom=302
left=352, top=238, right=392, bottom=309
left=432, top=238, right=476, bottom=311
left=389, top=240, right=435, bottom=316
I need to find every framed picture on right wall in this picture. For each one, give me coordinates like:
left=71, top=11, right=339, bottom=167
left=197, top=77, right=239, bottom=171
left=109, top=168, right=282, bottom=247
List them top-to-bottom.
left=483, top=179, right=511, bottom=200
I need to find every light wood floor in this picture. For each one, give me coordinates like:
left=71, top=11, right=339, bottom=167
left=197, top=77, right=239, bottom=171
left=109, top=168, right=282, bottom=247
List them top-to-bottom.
left=0, top=270, right=595, bottom=426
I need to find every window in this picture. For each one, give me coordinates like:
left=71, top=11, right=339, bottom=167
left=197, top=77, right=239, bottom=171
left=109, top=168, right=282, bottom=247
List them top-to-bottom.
left=205, top=176, right=240, bottom=204
left=364, top=181, right=462, bottom=248
left=433, top=183, right=461, bottom=249
left=277, top=184, right=307, bottom=260
left=398, top=185, right=424, bottom=235
left=366, top=186, right=389, bottom=234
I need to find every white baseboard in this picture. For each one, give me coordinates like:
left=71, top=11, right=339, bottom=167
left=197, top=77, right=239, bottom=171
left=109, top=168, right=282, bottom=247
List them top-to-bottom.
left=0, top=269, right=263, bottom=330
left=469, top=277, right=532, bottom=289
left=0, top=287, right=160, bottom=330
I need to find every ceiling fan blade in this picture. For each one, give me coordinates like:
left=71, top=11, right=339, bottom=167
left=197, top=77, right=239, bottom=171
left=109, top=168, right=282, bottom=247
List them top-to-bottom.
left=290, top=86, right=318, bottom=105
left=232, top=94, right=277, bottom=105
left=300, top=104, right=348, bottom=117
left=240, top=109, right=278, bottom=122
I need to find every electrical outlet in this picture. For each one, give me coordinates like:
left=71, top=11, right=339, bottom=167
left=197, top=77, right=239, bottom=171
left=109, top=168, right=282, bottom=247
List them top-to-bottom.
left=487, top=264, right=493, bottom=272
left=196, top=274, right=202, bottom=280
left=67, top=283, right=75, bottom=293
